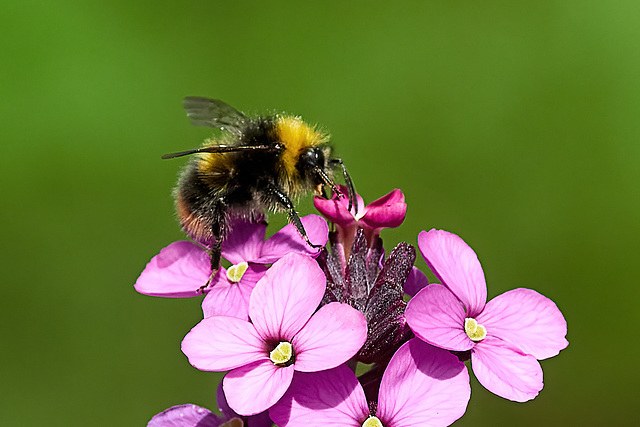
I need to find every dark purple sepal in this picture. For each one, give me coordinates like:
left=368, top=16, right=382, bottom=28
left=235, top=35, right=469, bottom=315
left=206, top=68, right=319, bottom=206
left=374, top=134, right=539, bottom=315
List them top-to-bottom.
left=319, top=229, right=416, bottom=366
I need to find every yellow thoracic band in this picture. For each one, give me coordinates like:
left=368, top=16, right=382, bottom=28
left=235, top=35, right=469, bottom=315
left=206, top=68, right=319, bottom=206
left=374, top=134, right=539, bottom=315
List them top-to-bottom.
left=275, top=115, right=328, bottom=180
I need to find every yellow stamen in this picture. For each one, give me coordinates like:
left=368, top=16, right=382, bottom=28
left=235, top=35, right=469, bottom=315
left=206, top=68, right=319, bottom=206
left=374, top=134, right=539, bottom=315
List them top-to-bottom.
left=226, top=262, right=248, bottom=283
left=464, top=317, right=487, bottom=342
left=269, top=341, right=294, bottom=365
left=362, top=416, right=383, bottom=427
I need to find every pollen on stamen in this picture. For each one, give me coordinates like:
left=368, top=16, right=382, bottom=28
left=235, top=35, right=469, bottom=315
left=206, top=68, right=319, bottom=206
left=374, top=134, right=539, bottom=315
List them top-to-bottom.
left=226, top=262, right=248, bottom=283
left=464, top=317, right=487, bottom=342
left=269, top=341, right=294, bottom=365
left=361, top=416, right=384, bottom=427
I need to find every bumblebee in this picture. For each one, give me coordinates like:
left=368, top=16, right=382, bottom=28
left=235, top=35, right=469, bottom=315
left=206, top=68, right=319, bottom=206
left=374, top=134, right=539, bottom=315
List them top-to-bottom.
left=163, top=97, right=356, bottom=276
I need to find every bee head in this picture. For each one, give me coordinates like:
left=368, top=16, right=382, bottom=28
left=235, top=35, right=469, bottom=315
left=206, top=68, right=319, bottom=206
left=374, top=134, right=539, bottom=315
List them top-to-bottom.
left=299, top=146, right=326, bottom=171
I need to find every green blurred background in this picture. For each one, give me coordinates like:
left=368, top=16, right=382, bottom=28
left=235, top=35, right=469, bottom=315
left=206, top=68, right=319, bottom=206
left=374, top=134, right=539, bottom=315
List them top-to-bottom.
left=2, top=0, right=637, bottom=425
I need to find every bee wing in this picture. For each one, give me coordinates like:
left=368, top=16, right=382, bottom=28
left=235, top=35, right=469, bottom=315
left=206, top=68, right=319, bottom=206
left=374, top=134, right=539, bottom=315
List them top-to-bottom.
left=183, top=97, right=247, bottom=135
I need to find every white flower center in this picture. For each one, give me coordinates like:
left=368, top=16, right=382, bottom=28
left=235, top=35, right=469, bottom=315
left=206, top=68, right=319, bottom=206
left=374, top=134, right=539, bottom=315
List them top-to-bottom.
left=226, top=262, right=248, bottom=283
left=464, top=317, right=487, bottom=342
left=269, top=341, right=294, bottom=365
left=361, top=416, right=383, bottom=427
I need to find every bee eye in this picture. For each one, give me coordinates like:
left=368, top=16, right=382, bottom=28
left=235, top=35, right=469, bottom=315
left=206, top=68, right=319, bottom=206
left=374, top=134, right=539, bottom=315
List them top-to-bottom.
left=303, top=147, right=324, bottom=167
left=314, top=148, right=325, bottom=166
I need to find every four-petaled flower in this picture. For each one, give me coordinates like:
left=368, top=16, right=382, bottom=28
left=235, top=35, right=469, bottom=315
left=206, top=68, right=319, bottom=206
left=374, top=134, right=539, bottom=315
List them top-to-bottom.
left=134, top=215, right=328, bottom=320
left=405, top=229, right=568, bottom=401
left=181, top=253, right=368, bottom=415
left=270, top=338, right=470, bottom=427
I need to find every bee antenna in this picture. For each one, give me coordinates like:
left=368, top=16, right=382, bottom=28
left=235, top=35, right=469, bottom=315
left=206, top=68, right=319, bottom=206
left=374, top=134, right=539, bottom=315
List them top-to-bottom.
left=162, top=144, right=276, bottom=159
left=161, top=149, right=203, bottom=159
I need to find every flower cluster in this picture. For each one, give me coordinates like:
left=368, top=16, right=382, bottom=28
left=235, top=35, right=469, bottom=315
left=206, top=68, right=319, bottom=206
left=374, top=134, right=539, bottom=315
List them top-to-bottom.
left=136, top=188, right=568, bottom=426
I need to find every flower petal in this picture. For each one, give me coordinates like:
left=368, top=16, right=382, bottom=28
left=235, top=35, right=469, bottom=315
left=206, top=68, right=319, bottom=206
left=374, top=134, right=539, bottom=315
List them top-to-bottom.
left=313, top=184, right=364, bottom=227
left=358, top=188, right=407, bottom=229
left=256, top=215, right=329, bottom=263
left=222, top=219, right=268, bottom=264
left=417, top=229, right=487, bottom=316
left=135, top=241, right=210, bottom=297
left=249, top=253, right=326, bottom=341
left=202, top=265, right=269, bottom=321
left=403, top=266, right=429, bottom=297
left=405, top=284, right=474, bottom=352
left=476, top=288, right=568, bottom=359
left=292, top=302, right=367, bottom=372
left=181, top=316, right=265, bottom=371
left=471, top=336, right=543, bottom=402
left=377, top=339, right=470, bottom=427
left=223, top=360, right=295, bottom=416
left=269, top=365, right=368, bottom=427
left=216, top=383, right=235, bottom=419
left=214, top=386, right=274, bottom=427
left=147, top=404, right=222, bottom=427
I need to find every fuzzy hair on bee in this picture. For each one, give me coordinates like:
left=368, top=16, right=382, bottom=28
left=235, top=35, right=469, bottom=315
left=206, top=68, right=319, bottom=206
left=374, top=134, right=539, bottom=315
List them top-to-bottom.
left=163, top=97, right=356, bottom=280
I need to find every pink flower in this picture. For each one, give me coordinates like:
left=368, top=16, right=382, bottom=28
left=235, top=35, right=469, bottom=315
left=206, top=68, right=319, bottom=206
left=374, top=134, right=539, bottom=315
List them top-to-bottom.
left=314, top=186, right=406, bottom=254
left=314, top=186, right=406, bottom=230
left=134, top=214, right=328, bottom=299
left=405, top=229, right=568, bottom=402
left=180, top=253, right=368, bottom=416
left=270, top=338, right=470, bottom=427
left=147, top=384, right=273, bottom=426
left=147, top=404, right=223, bottom=427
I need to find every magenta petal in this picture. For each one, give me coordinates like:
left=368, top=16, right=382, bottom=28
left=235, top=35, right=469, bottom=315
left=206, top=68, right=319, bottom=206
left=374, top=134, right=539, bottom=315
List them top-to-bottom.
left=313, top=185, right=364, bottom=227
left=367, top=188, right=405, bottom=207
left=359, top=189, right=407, bottom=229
left=313, top=195, right=356, bottom=227
left=256, top=215, right=329, bottom=263
left=222, top=219, right=268, bottom=264
left=417, top=229, right=487, bottom=316
left=135, top=241, right=211, bottom=297
left=250, top=253, right=326, bottom=341
left=202, top=265, right=269, bottom=320
left=403, top=266, right=429, bottom=297
left=405, top=284, right=474, bottom=352
left=477, top=288, right=568, bottom=360
left=292, top=302, right=367, bottom=372
left=181, top=316, right=265, bottom=371
left=471, top=337, right=543, bottom=402
left=377, top=339, right=470, bottom=427
left=223, top=360, right=295, bottom=416
left=269, top=365, right=368, bottom=427
left=216, top=383, right=235, bottom=420
left=215, top=386, right=274, bottom=427
left=147, top=404, right=222, bottom=427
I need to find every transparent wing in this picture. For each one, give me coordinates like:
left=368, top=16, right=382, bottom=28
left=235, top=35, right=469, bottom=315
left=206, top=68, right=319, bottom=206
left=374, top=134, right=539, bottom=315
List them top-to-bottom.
left=183, top=97, right=247, bottom=135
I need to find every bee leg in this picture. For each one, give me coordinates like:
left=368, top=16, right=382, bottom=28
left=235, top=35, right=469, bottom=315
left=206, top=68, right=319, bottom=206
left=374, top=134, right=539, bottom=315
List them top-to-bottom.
left=329, top=158, right=357, bottom=215
left=267, top=183, right=324, bottom=249
left=198, top=216, right=225, bottom=294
